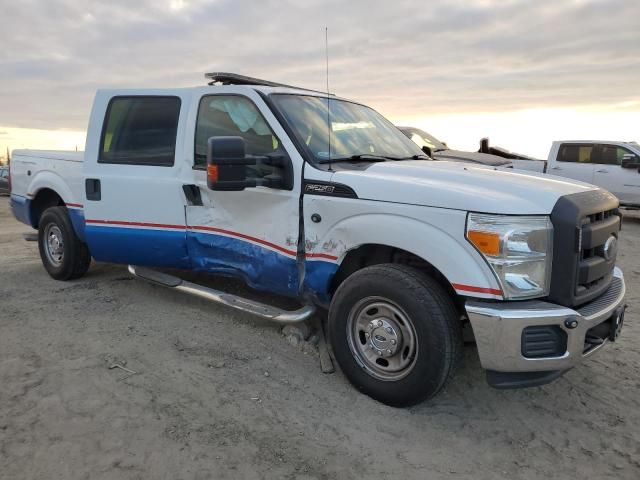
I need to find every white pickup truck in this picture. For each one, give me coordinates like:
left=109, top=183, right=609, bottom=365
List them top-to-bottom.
left=8, top=73, right=627, bottom=406
left=545, top=141, right=640, bottom=207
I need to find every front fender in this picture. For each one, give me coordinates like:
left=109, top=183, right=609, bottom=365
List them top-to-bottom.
left=304, top=198, right=502, bottom=300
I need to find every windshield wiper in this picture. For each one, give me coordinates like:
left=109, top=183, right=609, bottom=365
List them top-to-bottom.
left=319, top=154, right=400, bottom=164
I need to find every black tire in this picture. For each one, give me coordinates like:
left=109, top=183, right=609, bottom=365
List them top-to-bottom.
left=38, top=206, right=91, bottom=280
left=328, top=264, right=462, bottom=407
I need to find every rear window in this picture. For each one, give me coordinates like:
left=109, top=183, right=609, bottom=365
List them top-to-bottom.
left=99, top=96, right=181, bottom=166
left=558, top=144, right=594, bottom=163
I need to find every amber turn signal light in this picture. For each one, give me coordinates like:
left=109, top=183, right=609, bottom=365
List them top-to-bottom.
left=207, top=164, right=219, bottom=183
left=467, top=230, right=500, bottom=256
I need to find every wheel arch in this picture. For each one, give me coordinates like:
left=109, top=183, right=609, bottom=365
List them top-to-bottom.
left=27, top=171, right=78, bottom=228
left=29, top=188, right=65, bottom=229
left=307, top=213, right=502, bottom=303
left=330, top=244, right=464, bottom=312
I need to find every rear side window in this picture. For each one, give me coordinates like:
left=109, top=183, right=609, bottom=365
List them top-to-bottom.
left=99, top=96, right=181, bottom=166
left=557, top=144, right=594, bottom=163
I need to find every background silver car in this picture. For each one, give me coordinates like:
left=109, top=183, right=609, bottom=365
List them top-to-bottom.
left=0, top=167, right=9, bottom=195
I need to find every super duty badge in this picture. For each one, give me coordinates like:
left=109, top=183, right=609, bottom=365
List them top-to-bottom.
left=304, top=182, right=357, bottom=198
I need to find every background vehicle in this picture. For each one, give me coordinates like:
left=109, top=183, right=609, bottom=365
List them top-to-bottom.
left=8, top=73, right=626, bottom=406
left=398, top=126, right=512, bottom=167
left=399, top=126, right=547, bottom=171
left=546, top=141, right=640, bottom=207
left=0, top=166, right=9, bottom=195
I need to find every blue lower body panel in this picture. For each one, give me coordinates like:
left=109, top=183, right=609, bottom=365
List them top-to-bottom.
left=10, top=194, right=32, bottom=227
left=10, top=195, right=86, bottom=243
left=18, top=204, right=339, bottom=301
left=68, top=209, right=86, bottom=242
left=85, top=226, right=191, bottom=269
left=187, top=231, right=300, bottom=297
left=304, top=260, right=339, bottom=304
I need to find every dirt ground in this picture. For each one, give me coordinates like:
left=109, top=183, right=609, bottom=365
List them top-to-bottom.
left=0, top=196, right=639, bottom=480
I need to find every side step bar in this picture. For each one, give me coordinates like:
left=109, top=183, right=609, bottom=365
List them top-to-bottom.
left=128, top=265, right=316, bottom=324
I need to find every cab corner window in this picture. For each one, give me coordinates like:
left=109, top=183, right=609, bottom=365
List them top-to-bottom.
left=194, top=95, right=280, bottom=168
left=99, top=96, right=181, bottom=166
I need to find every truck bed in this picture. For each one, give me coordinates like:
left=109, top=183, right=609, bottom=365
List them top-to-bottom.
left=10, top=149, right=85, bottom=227
left=12, top=149, right=84, bottom=163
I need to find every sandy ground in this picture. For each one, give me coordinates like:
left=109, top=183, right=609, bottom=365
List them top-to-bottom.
left=0, top=196, right=639, bottom=480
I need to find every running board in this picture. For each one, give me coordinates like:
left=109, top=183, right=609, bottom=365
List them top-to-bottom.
left=127, top=265, right=316, bottom=324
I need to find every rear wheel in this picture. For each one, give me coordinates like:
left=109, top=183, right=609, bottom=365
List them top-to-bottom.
left=38, top=206, right=91, bottom=280
left=328, top=264, right=462, bottom=407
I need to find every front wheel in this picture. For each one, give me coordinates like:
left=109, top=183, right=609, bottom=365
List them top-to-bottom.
left=38, top=206, right=91, bottom=280
left=328, top=264, right=462, bottom=407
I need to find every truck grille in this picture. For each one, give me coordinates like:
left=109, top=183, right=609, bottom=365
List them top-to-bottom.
left=548, top=190, right=620, bottom=308
left=576, top=209, right=618, bottom=297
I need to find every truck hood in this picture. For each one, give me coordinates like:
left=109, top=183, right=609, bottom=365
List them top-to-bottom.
left=433, top=149, right=512, bottom=167
left=330, top=160, right=597, bottom=214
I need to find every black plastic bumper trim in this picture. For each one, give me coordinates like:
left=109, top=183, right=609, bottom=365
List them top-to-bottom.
left=486, top=369, right=570, bottom=389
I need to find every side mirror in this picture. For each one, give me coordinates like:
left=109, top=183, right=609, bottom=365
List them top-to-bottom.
left=206, top=136, right=294, bottom=191
left=207, top=136, right=257, bottom=191
left=621, top=153, right=640, bottom=169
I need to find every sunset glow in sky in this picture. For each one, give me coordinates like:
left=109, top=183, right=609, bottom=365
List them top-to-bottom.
left=1, top=0, right=638, bottom=162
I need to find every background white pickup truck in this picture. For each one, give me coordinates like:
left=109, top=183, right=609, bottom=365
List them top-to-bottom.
left=8, top=73, right=627, bottom=406
left=546, top=140, right=640, bottom=207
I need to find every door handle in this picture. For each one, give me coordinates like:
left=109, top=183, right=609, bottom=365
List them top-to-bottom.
left=551, top=166, right=562, bottom=170
left=595, top=169, right=608, bottom=173
left=85, top=179, right=101, bottom=201
left=182, top=184, right=203, bottom=206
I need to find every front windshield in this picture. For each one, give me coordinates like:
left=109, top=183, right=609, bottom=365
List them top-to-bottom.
left=271, top=94, right=424, bottom=163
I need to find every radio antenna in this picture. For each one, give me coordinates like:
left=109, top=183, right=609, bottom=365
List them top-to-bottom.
left=325, top=27, right=331, bottom=166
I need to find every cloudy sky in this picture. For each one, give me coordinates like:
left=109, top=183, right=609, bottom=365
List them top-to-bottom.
left=0, top=0, right=639, bottom=159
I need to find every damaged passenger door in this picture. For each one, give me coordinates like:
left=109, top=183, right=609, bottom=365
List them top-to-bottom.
left=185, top=92, right=302, bottom=297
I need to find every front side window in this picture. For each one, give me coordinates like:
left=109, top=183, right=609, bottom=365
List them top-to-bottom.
left=271, top=94, right=422, bottom=163
left=194, top=95, right=281, bottom=168
left=99, top=96, right=181, bottom=166
left=558, top=144, right=594, bottom=163
left=597, top=144, right=636, bottom=165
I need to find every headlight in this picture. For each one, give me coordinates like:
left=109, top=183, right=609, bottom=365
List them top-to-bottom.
left=466, top=213, right=553, bottom=299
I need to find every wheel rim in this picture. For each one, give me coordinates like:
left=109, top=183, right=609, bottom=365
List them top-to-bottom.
left=44, top=224, right=64, bottom=267
left=346, top=296, right=418, bottom=381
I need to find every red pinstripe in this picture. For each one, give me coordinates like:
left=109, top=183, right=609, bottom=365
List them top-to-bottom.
left=188, top=225, right=298, bottom=257
left=452, top=283, right=502, bottom=296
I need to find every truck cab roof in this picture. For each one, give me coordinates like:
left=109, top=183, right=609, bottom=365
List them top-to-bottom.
left=98, top=72, right=339, bottom=101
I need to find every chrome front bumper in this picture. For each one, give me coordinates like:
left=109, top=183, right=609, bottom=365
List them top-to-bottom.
left=466, top=267, right=626, bottom=373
